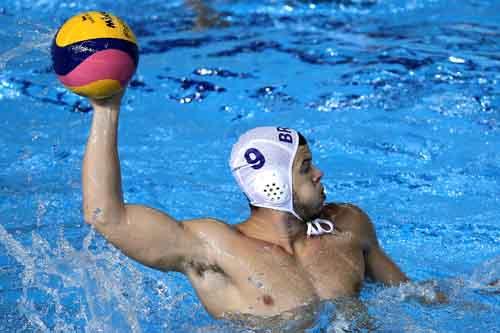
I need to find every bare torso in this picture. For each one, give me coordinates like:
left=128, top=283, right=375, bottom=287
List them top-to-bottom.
left=83, top=94, right=408, bottom=328
left=183, top=203, right=368, bottom=318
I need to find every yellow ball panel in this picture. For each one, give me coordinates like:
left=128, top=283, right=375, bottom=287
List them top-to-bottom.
left=56, top=11, right=137, bottom=47
left=68, top=79, right=123, bottom=99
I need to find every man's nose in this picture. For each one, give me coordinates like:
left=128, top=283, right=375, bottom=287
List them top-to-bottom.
left=313, top=167, right=323, bottom=183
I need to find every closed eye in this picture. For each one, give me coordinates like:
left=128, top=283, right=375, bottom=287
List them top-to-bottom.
left=300, top=159, right=312, bottom=174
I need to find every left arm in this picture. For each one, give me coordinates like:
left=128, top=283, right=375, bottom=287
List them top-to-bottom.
left=322, top=203, right=409, bottom=286
left=322, top=204, right=450, bottom=304
left=351, top=204, right=409, bottom=285
left=345, top=205, right=451, bottom=303
left=364, top=241, right=409, bottom=285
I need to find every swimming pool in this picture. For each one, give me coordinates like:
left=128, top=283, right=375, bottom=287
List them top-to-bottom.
left=1, top=0, right=499, bottom=331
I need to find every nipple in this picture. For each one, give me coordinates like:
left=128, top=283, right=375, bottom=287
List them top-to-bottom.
left=306, top=218, right=335, bottom=237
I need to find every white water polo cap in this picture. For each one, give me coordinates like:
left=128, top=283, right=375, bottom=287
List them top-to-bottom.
left=230, top=127, right=302, bottom=219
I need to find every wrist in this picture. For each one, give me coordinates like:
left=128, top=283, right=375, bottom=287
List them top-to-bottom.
left=89, top=89, right=125, bottom=111
left=91, top=102, right=120, bottom=114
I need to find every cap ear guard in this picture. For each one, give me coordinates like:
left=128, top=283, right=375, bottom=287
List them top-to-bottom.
left=230, top=126, right=300, bottom=218
left=251, top=170, right=290, bottom=205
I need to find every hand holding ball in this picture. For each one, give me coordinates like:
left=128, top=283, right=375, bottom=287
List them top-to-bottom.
left=52, top=12, right=139, bottom=99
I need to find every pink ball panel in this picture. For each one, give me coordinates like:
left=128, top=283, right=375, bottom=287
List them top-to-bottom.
left=58, top=49, right=136, bottom=87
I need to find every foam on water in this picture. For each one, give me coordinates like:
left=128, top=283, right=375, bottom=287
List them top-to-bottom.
left=0, top=224, right=148, bottom=332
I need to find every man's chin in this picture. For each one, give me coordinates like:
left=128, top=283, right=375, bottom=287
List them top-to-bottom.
left=319, top=194, right=326, bottom=208
left=294, top=197, right=327, bottom=221
left=310, top=202, right=326, bottom=220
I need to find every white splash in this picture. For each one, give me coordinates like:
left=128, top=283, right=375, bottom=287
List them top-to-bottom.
left=0, top=224, right=146, bottom=332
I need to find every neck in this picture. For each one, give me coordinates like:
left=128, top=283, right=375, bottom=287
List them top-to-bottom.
left=236, top=208, right=306, bottom=255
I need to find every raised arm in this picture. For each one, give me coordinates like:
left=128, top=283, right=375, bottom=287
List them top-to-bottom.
left=185, top=0, right=229, bottom=29
left=82, top=91, right=205, bottom=272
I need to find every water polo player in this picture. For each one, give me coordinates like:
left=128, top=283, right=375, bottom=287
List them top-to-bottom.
left=81, top=90, right=409, bottom=321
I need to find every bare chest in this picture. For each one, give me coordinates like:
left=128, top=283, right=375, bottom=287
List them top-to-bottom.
left=187, top=231, right=366, bottom=316
left=295, top=231, right=366, bottom=298
left=244, top=233, right=366, bottom=291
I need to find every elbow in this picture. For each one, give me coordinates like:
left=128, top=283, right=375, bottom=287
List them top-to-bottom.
left=83, top=204, right=124, bottom=227
left=83, top=206, right=103, bottom=225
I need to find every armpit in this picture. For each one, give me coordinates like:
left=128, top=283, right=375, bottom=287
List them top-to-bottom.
left=185, top=259, right=227, bottom=278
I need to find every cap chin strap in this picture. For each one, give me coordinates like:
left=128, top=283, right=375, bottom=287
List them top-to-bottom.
left=292, top=206, right=335, bottom=237
left=306, top=218, right=335, bottom=237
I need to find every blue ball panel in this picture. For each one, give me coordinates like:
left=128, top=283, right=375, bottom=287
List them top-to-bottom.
left=52, top=37, right=139, bottom=76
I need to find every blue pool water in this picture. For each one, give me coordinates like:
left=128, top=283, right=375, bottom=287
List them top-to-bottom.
left=1, top=0, right=499, bottom=331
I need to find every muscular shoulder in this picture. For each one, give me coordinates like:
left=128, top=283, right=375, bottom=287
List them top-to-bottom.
left=320, top=202, right=369, bottom=224
left=320, top=203, right=378, bottom=245
left=181, top=218, right=241, bottom=253
left=182, top=218, right=237, bottom=237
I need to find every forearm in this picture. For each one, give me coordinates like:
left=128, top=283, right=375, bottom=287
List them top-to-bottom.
left=185, top=0, right=209, bottom=13
left=79, top=98, right=202, bottom=271
left=82, top=101, right=124, bottom=228
left=366, top=247, right=409, bottom=286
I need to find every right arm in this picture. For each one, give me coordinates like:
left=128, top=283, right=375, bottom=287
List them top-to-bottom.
left=185, top=0, right=229, bottom=29
left=82, top=92, right=206, bottom=272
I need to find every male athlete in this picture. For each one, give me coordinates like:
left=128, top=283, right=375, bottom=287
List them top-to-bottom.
left=82, top=91, right=408, bottom=319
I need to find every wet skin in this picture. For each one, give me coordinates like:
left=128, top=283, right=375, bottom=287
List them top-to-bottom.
left=82, top=92, right=408, bottom=320
left=180, top=203, right=383, bottom=317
